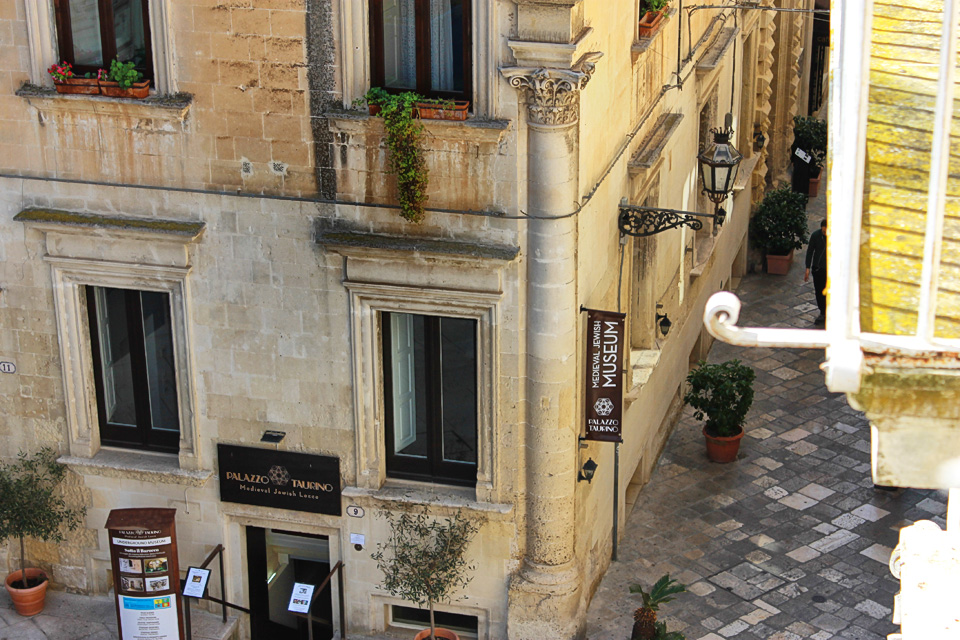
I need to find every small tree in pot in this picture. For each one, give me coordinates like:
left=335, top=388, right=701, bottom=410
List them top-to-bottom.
left=751, top=184, right=808, bottom=274
left=685, top=360, right=755, bottom=463
left=0, top=447, right=86, bottom=615
left=373, top=508, right=481, bottom=640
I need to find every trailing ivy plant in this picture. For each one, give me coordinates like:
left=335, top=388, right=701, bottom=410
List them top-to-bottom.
left=360, top=88, right=430, bottom=223
left=372, top=508, right=481, bottom=640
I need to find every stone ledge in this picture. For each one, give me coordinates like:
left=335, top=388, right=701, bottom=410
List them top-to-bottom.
left=16, top=84, right=192, bottom=122
left=325, top=110, right=511, bottom=146
left=15, top=208, right=206, bottom=240
left=315, top=219, right=520, bottom=261
left=59, top=450, right=213, bottom=487
left=342, top=484, right=513, bottom=515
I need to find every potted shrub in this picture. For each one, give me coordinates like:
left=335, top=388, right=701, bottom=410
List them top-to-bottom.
left=639, top=0, right=670, bottom=37
left=99, top=59, right=150, bottom=99
left=47, top=61, right=100, bottom=95
left=358, top=88, right=430, bottom=223
left=791, top=115, right=827, bottom=194
left=808, top=149, right=825, bottom=197
left=751, top=184, right=808, bottom=274
left=685, top=360, right=755, bottom=463
left=0, top=448, right=86, bottom=616
left=372, top=508, right=481, bottom=640
left=630, top=574, right=687, bottom=640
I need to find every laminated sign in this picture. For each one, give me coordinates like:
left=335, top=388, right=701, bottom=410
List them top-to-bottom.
left=584, top=309, right=625, bottom=443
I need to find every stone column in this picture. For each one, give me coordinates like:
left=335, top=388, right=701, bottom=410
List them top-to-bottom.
left=501, top=54, right=599, bottom=640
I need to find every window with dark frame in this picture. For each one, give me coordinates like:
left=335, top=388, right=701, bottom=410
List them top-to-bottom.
left=53, top=0, right=154, bottom=80
left=369, top=0, right=472, bottom=101
left=86, top=286, right=179, bottom=453
left=382, top=312, right=478, bottom=486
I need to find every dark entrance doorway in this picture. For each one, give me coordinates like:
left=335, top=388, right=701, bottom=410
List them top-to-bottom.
left=246, top=527, right=334, bottom=640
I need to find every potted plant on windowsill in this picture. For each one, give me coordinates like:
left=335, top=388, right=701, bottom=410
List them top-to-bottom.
left=638, top=0, right=670, bottom=37
left=99, top=59, right=150, bottom=99
left=47, top=61, right=101, bottom=95
left=357, top=88, right=430, bottom=223
left=415, top=98, right=470, bottom=121
left=751, top=184, right=808, bottom=275
left=685, top=360, right=755, bottom=463
left=0, top=448, right=86, bottom=616
left=372, top=508, right=481, bottom=640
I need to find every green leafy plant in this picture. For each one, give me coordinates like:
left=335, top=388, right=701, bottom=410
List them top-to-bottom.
left=642, top=0, right=670, bottom=13
left=107, top=59, right=144, bottom=88
left=360, top=88, right=430, bottom=223
left=792, top=115, right=827, bottom=156
left=751, top=184, right=808, bottom=255
left=685, top=360, right=756, bottom=438
left=0, top=448, right=86, bottom=589
left=372, top=508, right=481, bottom=640
left=630, top=574, right=687, bottom=640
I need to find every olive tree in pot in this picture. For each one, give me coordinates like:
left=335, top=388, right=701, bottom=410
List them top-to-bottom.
left=751, top=185, right=808, bottom=275
left=685, top=360, right=756, bottom=463
left=0, top=447, right=86, bottom=616
left=373, top=508, right=481, bottom=640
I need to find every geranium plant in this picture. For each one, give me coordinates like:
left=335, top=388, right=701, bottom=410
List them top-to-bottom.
left=47, top=61, right=75, bottom=83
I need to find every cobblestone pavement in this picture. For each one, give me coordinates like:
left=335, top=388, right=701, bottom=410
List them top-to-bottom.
left=586, top=192, right=949, bottom=640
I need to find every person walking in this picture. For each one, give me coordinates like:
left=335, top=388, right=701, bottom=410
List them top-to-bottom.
left=804, top=219, right=827, bottom=324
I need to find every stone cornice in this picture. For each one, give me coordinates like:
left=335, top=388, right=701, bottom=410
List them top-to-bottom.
left=500, top=52, right=602, bottom=126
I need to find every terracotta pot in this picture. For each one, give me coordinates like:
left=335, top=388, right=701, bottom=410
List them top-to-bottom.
left=638, top=8, right=666, bottom=37
left=54, top=77, right=101, bottom=95
left=99, top=79, right=150, bottom=99
left=415, top=101, right=470, bottom=121
left=368, top=104, right=382, bottom=116
left=808, top=168, right=822, bottom=197
left=765, top=249, right=794, bottom=275
left=703, top=426, right=744, bottom=463
left=5, top=569, right=49, bottom=616
left=413, top=628, right=460, bottom=640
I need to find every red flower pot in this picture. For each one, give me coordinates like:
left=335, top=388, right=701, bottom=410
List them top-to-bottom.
left=638, top=8, right=666, bottom=37
left=54, top=77, right=101, bottom=95
left=99, top=80, right=151, bottom=99
left=415, top=101, right=470, bottom=121
left=765, top=249, right=794, bottom=275
left=703, top=426, right=744, bottom=463
left=5, top=569, right=49, bottom=616
left=414, top=629, right=460, bottom=640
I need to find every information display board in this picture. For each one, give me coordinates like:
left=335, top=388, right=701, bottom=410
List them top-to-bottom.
left=105, top=509, right=184, bottom=640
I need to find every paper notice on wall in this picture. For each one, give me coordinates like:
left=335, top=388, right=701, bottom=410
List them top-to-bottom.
left=794, top=147, right=812, bottom=164
left=118, top=594, right=180, bottom=640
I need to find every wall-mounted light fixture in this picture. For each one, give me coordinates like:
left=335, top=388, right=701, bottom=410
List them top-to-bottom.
left=619, top=118, right=742, bottom=238
left=753, top=124, right=766, bottom=151
left=656, top=304, right=672, bottom=337
left=260, top=430, right=286, bottom=444
left=579, top=457, right=599, bottom=483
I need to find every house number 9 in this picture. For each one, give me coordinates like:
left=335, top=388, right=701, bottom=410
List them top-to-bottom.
left=346, top=505, right=365, bottom=518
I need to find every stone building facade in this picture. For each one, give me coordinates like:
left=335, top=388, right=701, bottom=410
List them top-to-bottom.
left=0, top=0, right=811, bottom=638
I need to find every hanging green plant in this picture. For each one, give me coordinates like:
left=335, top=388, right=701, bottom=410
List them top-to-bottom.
left=358, top=88, right=430, bottom=223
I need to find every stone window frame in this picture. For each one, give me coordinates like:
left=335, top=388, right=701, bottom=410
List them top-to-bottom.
left=337, top=0, right=497, bottom=117
left=24, top=1, right=177, bottom=93
left=48, top=257, right=200, bottom=470
left=344, top=281, right=500, bottom=504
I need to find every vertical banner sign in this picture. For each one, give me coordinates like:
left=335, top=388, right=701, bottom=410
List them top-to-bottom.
left=584, top=309, right=626, bottom=443
left=105, top=508, right=185, bottom=640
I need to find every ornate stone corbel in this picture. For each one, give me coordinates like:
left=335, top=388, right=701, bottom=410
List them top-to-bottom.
left=501, top=52, right=603, bottom=126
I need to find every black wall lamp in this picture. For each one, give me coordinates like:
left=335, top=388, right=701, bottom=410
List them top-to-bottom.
left=619, top=118, right=743, bottom=238
left=753, top=124, right=766, bottom=151
left=656, top=304, right=672, bottom=337
left=579, top=457, right=599, bottom=483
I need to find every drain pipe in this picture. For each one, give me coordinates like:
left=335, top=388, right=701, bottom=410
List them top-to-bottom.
left=613, top=442, right=620, bottom=561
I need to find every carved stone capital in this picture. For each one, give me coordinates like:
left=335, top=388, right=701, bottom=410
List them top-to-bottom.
left=501, top=52, right=602, bottom=126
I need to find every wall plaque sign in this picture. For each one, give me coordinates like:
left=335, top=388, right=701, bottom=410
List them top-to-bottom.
left=583, top=309, right=626, bottom=443
left=217, top=444, right=342, bottom=516
left=105, top=508, right=184, bottom=640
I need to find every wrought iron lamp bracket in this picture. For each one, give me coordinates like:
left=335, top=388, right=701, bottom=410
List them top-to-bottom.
left=618, top=203, right=723, bottom=238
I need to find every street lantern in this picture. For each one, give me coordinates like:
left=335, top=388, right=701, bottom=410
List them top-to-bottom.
left=698, top=126, right=743, bottom=209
